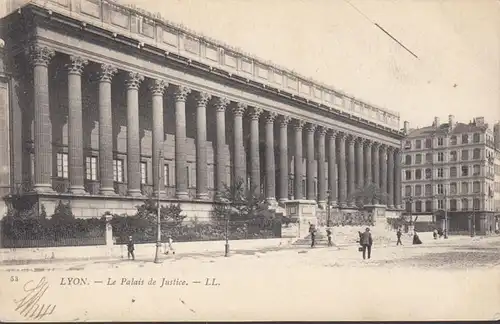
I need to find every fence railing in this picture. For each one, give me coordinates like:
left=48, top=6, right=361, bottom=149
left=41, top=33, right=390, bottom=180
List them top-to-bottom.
left=2, top=234, right=106, bottom=248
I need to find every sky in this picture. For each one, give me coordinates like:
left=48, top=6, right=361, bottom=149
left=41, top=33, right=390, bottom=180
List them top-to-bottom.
left=124, top=0, right=500, bottom=129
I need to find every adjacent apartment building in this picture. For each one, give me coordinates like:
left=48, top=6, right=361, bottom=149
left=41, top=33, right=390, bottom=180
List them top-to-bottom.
left=402, top=115, right=500, bottom=235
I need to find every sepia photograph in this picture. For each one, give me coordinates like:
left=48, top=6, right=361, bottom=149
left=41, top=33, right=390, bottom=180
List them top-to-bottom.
left=0, top=0, right=499, bottom=321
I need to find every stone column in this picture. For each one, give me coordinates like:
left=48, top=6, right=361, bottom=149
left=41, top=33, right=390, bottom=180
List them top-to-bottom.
left=29, top=45, right=55, bottom=193
left=67, top=56, right=88, bottom=195
left=98, top=64, right=118, bottom=195
left=125, top=72, right=144, bottom=197
left=150, top=79, right=168, bottom=197
left=173, top=85, right=191, bottom=199
left=195, top=91, right=211, bottom=199
left=214, top=97, right=230, bottom=197
left=232, top=103, right=246, bottom=184
left=249, top=107, right=263, bottom=194
left=265, top=111, right=277, bottom=204
left=278, top=115, right=291, bottom=204
left=294, top=120, right=305, bottom=200
left=306, top=123, right=316, bottom=201
left=317, top=126, right=326, bottom=206
left=327, top=130, right=338, bottom=206
left=338, top=132, right=347, bottom=207
left=347, top=135, right=355, bottom=207
left=356, top=137, right=364, bottom=192
left=364, top=140, right=372, bottom=186
left=372, top=142, right=380, bottom=204
left=380, top=144, right=388, bottom=206
left=387, top=146, right=395, bottom=209
left=394, top=148, right=402, bottom=209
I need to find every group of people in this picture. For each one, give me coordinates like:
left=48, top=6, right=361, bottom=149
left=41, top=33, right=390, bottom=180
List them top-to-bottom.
left=126, top=235, right=176, bottom=261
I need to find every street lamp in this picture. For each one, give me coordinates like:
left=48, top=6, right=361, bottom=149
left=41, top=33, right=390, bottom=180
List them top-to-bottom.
left=154, top=152, right=162, bottom=264
left=443, top=188, right=448, bottom=239
left=326, top=190, right=331, bottom=227
left=404, top=196, right=413, bottom=232
left=471, top=196, right=478, bottom=237
left=224, top=202, right=230, bottom=257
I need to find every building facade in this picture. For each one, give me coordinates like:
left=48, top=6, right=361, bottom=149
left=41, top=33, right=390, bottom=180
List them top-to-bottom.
left=0, top=0, right=404, bottom=219
left=402, top=115, right=500, bottom=234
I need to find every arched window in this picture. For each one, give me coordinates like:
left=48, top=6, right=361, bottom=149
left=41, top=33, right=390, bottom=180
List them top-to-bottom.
left=405, top=154, right=412, bottom=165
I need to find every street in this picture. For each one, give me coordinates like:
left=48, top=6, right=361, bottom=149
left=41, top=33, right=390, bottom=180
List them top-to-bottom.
left=1, top=236, right=499, bottom=322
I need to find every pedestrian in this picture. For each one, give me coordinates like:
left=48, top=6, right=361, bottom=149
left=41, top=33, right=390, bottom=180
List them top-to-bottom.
left=309, top=223, right=316, bottom=248
left=360, top=227, right=373, bottom=260
left=326, top=228, right=333, bottom=247
left=396, top=228, right=403, bottom=245
left=438, top=228, right=443, bottom=238
left=433, top=229, right=438, bottom=240
left=412, top=231, right=422, bottom=245
left=165, top=235, right=175, bottom=255
left=127, top=236, right=135, bottom=260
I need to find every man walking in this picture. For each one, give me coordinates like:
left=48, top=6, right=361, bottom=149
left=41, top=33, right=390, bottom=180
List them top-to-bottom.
left=309, top=223, right=316, bottom=248
left=360, top=227, right=373, bottom=260
left=326, top=228, right=333, bottom=247
left=396, top=228, right=403, bottom=245
left=127, top=236, right=135, bottom=260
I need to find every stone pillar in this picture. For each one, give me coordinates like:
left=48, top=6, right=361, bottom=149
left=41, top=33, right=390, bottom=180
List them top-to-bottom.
left=29, top=45, right=55, bottom=193
left=67, top=56, right=88, bottom=195
left=98, top=64, right=118, bottom=195
left=125, top=72, right=144, bottom=197
left=150, top=79, right=168, bottom=197
left=173, top=85, right=191, bottom=199
left=195, top=91, right=211, bottom=199
left=214, top=97, right=230, bottom=197
left=232, top=103, right=246, bottom=185
left=249, top=107, right=263, bottom=194
left=265, top=111, right=277, bottom=204
left=278, top=115, right=291, bottom=204
left=293, top=120, right=305, bottom=200
left=306, top=123, right=316, bottom=201
left=317, top=126, right=326, bottom=206
left=327, top=130, right=338, bottom=206
left=338, top=132, right=347, bottom=207
left=347, top=135, right=355, bottom=207
left=356, top=137, right=364, bottom=191
left=364, top=140, right=372, bottom=186
left=372, top=142, right=380, bottom=204
left=380, top=144, right=388, bottom=206
left=387, top=146, right=395, bottom=209
left=394, top=148, right=402, bottom=209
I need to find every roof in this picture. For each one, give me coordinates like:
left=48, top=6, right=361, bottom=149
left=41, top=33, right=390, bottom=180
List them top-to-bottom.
left=406, top=122, right=489, bottom=138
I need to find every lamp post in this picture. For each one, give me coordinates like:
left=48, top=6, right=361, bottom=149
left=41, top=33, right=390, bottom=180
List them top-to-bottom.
left=153, top=152, right=162, bottom=264
left=443, top=188, right=448, bottom=239
left=326, top=190, right=331, bottom=227
left=405, top=196, right=413, bottom=232
left=471, top=196, right=477, bottom=237
left=224, top=202, right=230, bottom=257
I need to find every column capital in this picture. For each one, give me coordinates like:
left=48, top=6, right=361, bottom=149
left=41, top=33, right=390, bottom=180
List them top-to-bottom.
left=27, top=44, right=55, bottom=67
left=67, top=56, right=88, bottom=75
left=99, top=64, right=118, bottom=82
left=126, top=72, right=144, bottom=90
left=149, top=79, right=168, bottom=95
left=173, top=85, right=191, bottom=102
left=195, top=91, right=212, bottom=107
left=214, top=97, right=230, bottom=112
left=233, top=102, right=247, bottom=116
left=248, top=107, right=263, bottom=120
left=265, top=111, right=278, bottom=123
left=279, top=115, right=291, bottom=127
left=293, top=119, right=306, bottom=131
left=305, top=123, right=317, bottom=133
left=317, top=126, right=327, bottom=136
left=327, top=129, right=338, bottom=139
left=337, top=131, right=348, bottom=141
left=346, top=134, right=356, bottom=144
left=355, top=137, right=367, bottom=144
left=364, top=139, right=373, bottom=147
left=372, top=141, right=380, bottom=149
left=379, top=143, right=388, bottom=152
left=387, top=146, right=396, bottom=153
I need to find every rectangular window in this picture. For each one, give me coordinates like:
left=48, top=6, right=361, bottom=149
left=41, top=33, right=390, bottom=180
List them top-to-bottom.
left=462, top=134, right=469, bottom=144
left=437, top=137, right=444, bottom=146
left=425, top=138, right=432, bottom=149
left=404, top=140, right=411, bottom=149
left=415, top=140, right=421, bottom=149
left=461, top=150, right=469, bottom=161
left=450, top=151, right=457, bottom=161
left=438, top=152, right=444, bottom=162
left=57, top=153, right=69, bottom=179
left=425, top=153, right=432, bottom=163
left=415, top=154, right=422, bottom=164
left=85, top=156, right=98, bottom=180
left=113, top=159, right=124, bottom=182
left=141, top=162, right=147, bottom=184
left=164, top=164, right=170, bottom=186
left=461, top=165, right=469, bottom=177
left=473, top=165, right=480, bottom=176
left=450, top=167, right=457, bottom=178
left=425, top=168, right=432, bottom=179
left=437, top=168, right=444, bottom=178
left=415, top=169, right=422, bottom=180
left=405, top=170, right=411, bottom=180
left=473, top=181, right=481, bottom=193
left=461, top=182, right=468, bottom=194
left=450, top=183, right=457, bottom=194
left=425, top=184, right=432, bottom=196
left=437, top=184, right=444, bottom=195
left=415, top=185, right=422, bottom=197
left=438, top=199, right=444, bottom=210
left=425, top=200, right=432, bottom=212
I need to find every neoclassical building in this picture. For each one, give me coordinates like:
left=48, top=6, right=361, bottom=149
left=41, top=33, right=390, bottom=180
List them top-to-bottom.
left=0, top=0, right=404, bottom=219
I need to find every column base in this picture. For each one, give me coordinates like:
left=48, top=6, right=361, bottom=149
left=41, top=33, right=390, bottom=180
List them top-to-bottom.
left=33, top=184, right=55, bottom=194
left=69, top=186, right=87, bottom=195
left=100, top=187, right=117, bottom=196
left=128, top=189, right=143, bottom=197
left=176, top=191, right=189, bottom=200
left=196, top=193, right=210, bottom=200
left=266, top=197, right=278, bottom=207
left=278, top=198, right=288, bottom=205
left=388, top=205, right=395, bottom=210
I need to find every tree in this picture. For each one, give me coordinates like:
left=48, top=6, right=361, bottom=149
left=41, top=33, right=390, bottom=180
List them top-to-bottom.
left=352, top=183, right=389, bottom=208
left=135, top=198, right=186, bottom=226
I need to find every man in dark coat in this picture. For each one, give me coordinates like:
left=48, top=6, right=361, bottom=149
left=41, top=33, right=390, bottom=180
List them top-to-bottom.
left=309, top=223, right=316, bottom=248
left=360, top=227, right=373, bottom=260
left=396, top=228, right=403, bottom=245
left=127, top=236, right=135, bottom=260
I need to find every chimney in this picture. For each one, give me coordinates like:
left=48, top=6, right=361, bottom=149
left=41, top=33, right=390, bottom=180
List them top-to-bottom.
left=448, top=115, right=455, bottom=130
left=433, top=117, right=440, bottom=128
left=475, top=117, right=485, bottom=126
left=403, top=121, right=409, bottom=134
left=494, top=122, right=500, bottom=150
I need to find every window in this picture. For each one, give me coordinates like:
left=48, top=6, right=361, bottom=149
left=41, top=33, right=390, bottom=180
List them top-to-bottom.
left=473, top=133, right=480, bottom=143
left=462, top=134, right=469, bottom=144
left=450, top=136, right=457, bottom=145
left=437, top=137, right=444, bottom=146
left=425, top=138, right=432, bottom=148
left=404, top=140, right=412, bottom=150
left=415, top=140, right=421, bottom=149
left=473, top=148, right=481, bottom=160
left=461, top=150, right=469, bottom=161
left=450, top=151, right=457, bottom=162
left=438, top=152, right=444, bottom=162
left=57, top=153, right=69, bottom=179
left=425, top=153, right=433, bottom=163
left=415, top=154, right=422, bottom=164
left=405, top=155, right=412, bottom=165
left=85, top=156, right=98, bottom=180
left=113, top=159, right=124, bottom=182
left=140, top=162, right=147, bottom=184
left=164, top=164, right=170, bottom=186
left=473, top=164, right=480, bottom=176
left=461, top=165, right=468, bottom=177
left=450, top=167, right=457, bottom=178
left=425, top=168, right=432, bottom=179
left=437, top=168, right=444, bottom=178
left=415, top=169, right=422, bottom=180
left=405, top=170, right=411, bottom=180
left=473, top=181, right=481, bottom=193
left=450, top=182, right=457, bottom=194
left=461, top=182, right=469, bottom=194
left=425, top=184, right=432, bottom=196
left=437, top=184, right=444, bottom=195
left=405, top=185, right=412, bottom=197
left=415, top=185, right=422, bottom=196
left=461, top=198, right=468, bottom=211
left=473, top=198, right=480, bottom=210
left=438, top=199, right=444, bottom=210
left=450, top=199, right=457, bottom=211
left=425, top=200, right=432, bottom=212
left=405, top=201, right=412, bottom=212
left=415, top=201, right=422, bottom=212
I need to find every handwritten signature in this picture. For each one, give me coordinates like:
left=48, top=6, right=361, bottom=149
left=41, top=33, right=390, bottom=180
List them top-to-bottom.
left=13, top=277, right=56, bottom=320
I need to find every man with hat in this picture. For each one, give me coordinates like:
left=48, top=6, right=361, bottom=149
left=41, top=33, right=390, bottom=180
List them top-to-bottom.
left=360, top=227, right=373, bottom=260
